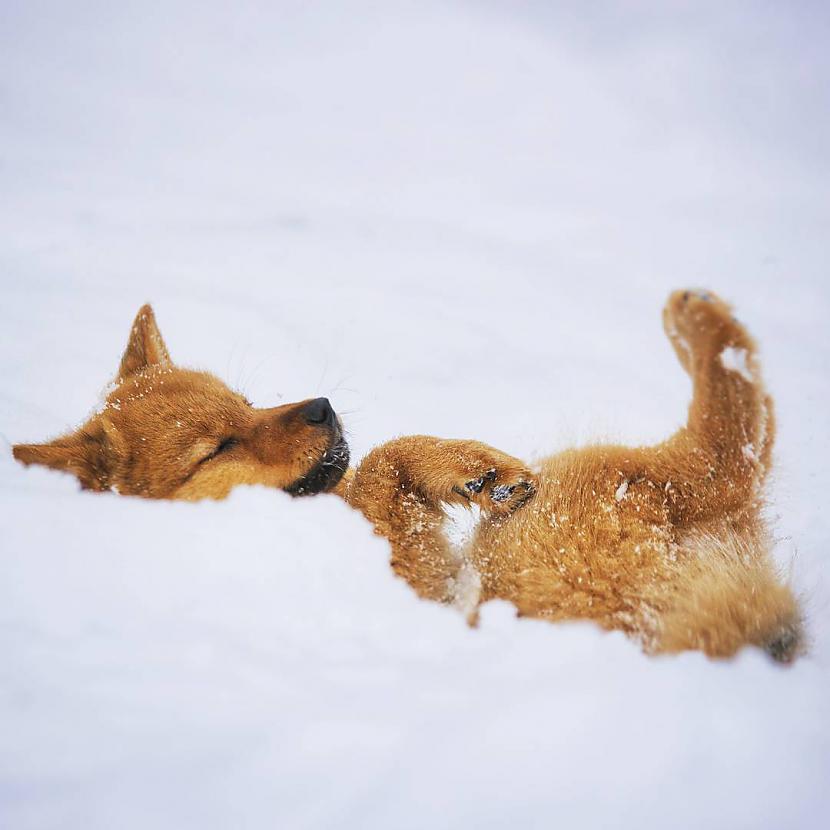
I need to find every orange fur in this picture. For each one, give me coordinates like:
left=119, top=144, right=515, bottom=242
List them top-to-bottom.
left=339, top=290, right=801, bottom=661
left=13, top=292, right=802, bottom=661
left=13, top=306, right=350, bottom=500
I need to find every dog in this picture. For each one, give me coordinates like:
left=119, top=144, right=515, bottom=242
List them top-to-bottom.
left=13, top=292, right=802, bottom=661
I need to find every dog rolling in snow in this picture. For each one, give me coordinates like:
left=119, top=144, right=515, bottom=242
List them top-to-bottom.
left=13, top=291, right=802, bottom=661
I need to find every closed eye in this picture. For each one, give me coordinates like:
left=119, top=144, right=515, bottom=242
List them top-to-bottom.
left=197, top=437, right=239, bottom=465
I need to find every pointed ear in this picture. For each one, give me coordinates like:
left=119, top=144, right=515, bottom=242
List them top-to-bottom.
left=118, top=304, right=172, bottom=379
left=13, top=424, right=111, bottom=491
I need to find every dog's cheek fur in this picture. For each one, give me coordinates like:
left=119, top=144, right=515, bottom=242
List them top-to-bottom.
left=171, top=423, right=336, bottom=500
left=172, top=455, right=311, bottom=500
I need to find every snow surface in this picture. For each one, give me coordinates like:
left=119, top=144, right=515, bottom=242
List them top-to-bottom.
left=1, top=1, right=829, bottom=827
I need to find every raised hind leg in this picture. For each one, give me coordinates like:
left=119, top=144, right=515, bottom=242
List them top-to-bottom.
left=659, top=289, right=774, bottom=523
left=640, top=291, right=801, bottom=661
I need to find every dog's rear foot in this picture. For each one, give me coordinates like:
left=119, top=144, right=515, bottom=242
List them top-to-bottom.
left=663, top=288, right=750, bottom=370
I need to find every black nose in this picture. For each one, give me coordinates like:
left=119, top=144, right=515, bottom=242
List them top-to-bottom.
left=303, top=397, right=335, bottom=426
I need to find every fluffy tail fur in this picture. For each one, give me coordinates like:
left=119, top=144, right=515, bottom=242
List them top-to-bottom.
left=656, top=531, right=803, bottom=663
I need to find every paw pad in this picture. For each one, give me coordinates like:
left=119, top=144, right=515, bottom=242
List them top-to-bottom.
left=465, top=468, right=497, bottom=494
left=491, top=479, right=536, bottom=509
left=490, top=484, right=514, bottom=503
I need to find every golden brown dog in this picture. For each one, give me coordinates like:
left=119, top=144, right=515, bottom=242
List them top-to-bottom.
left=13, top=292, right=802, bottom=661
left=13, top=306, right=350, bottom=500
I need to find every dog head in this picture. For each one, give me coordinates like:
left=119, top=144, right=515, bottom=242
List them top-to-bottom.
left=13, top=305, right=349, bottom=500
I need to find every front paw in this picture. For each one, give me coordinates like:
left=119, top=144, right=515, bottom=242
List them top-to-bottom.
left=371, top=436, right=538, bottom=516
left=454, top=464, right=537, bottom=516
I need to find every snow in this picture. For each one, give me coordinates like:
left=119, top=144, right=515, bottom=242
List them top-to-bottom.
left=1, top=1, right=829, bottom=828
left=720, top=346, right=755, bottom=383
left=615, top=478, right=630, bottom=502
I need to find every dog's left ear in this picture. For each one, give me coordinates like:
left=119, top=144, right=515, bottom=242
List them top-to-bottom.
left=118, top=304, right=172, bottom=379
left=13, top=423, right=112, bottom=491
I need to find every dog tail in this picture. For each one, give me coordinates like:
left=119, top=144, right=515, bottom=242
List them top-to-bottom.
left=656, top=530, right=803, bottom=663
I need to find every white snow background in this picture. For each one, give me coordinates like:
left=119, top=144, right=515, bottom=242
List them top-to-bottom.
left=1, top=1, right=829, bottom=827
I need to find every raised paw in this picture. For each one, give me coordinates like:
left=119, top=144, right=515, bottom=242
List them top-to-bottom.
left=361, top=435, right=538, bottom=518
left=454, top=460, right=537, bottom=516
left=463, top=467, right=496, bottom=493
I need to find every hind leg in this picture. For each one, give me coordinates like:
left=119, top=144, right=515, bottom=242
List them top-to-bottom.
left=658, top=289, right=774, bottom=522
